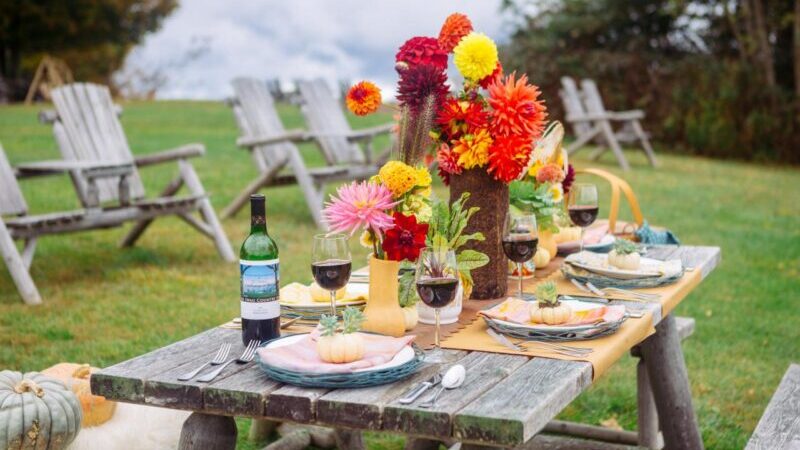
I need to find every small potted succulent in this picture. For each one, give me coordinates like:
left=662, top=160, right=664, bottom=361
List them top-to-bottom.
left=608, top=239, right=640, bottom=270
left=530, top=281, right=572, bottom=325
left=317, top=307, right=365, bottom=364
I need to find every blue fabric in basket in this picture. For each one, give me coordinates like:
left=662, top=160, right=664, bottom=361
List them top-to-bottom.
left=635, top=220, right=680, bottom=245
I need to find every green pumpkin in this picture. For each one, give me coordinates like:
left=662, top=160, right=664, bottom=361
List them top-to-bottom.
left=0, top=370, right=82, bottom=450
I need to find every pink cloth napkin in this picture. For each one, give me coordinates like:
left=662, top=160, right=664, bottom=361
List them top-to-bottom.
left=558, top=224, right=610, bottom=253
left=481, top=297, right=626, bottom=326
left=258, top=331, right=415, bottom=374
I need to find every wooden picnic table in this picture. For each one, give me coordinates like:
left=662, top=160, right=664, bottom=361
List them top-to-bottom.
left=91, top=245, right=720, bottom=449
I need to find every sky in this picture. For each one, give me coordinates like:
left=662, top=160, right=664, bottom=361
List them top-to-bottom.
left=118, top=0, right=514, bottom=100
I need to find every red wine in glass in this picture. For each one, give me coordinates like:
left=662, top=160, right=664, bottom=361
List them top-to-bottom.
left=568, top=206, right=599, bottom=228
left=502, top=236, right=539, bottom=263
left=311, top=259, right=352, bottom=291
left=416, top=277, right=459, bottom=308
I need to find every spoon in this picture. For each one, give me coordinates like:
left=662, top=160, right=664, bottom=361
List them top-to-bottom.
left=420, top=364, right=465, bottom=408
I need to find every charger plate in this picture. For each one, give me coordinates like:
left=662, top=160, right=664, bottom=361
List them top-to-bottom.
left=557, top=234, right=615, bottom=255
left=482, top=298, right=628, bottom=342
left=257, top=333, right=425, bottom=388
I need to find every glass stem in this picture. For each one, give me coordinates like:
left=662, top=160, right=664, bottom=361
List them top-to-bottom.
left=579, top=227, right=585, bottom=254
left=518, top=262, right=524, bottom=300
left=330, top=290, right=337, bottom=317
left=434, top=308, right=441, bottom=348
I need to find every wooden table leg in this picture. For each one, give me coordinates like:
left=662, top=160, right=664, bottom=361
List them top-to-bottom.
left=639, top=315, right=703, bottom=450
left=178, top=412, right=237, bottom=450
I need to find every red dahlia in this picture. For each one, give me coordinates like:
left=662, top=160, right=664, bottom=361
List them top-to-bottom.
left=396, top=36, right=448, bottom=70
left=397, top=64, right=449, bottom=112
left=436, top=97, right=489, bottom=141
left=487, top=135, right=533, bottom=183
left=382, top=212, right=429, bottom=262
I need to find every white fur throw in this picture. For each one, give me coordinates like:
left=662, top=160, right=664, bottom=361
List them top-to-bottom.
left=69, top=403, right=190, bottom=450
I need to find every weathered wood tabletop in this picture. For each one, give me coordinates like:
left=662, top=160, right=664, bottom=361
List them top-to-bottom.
left=91, top=245, right=720, bottom=449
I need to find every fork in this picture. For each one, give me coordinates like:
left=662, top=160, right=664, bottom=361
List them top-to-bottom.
left=586, top=282, right=660, bottom=302
left=197, top=340, right=260, bottom=383
left=519, top=340, right=593, bottom=357
left=178, top=343, right=231, bottom=381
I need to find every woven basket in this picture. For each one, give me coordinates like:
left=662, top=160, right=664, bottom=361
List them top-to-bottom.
left=257, top=340, right=425, bottom=388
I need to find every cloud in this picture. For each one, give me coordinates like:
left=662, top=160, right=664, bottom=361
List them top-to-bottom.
left=119, top=0, right=511, bottom=99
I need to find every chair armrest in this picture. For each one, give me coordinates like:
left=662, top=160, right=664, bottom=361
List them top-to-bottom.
left=566, top=110, right=645, bottom=123
left=607, top=110, right=645, bottom=121
left=345, top=123, right=395, bottom=142
left=236, top=129, right=312, bottom=148
left=134, top=144, right=205, bottom=168
left=15, top=160, right=133, bottom=178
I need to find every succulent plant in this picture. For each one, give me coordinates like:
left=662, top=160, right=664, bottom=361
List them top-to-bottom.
left=613, top=239, right=638, bottom=255
left=535, top=281, right=559, bottom=307
left=342, top=307, right=365, bottom=334
left=319, top=314, right=338, bottom=337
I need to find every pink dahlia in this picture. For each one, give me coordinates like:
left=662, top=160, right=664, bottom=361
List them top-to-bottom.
left=436, top=143, right=462, bottom=185
left=323, top=181, right=397, bottom=237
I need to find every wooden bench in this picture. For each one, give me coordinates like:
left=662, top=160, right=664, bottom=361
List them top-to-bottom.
left=746, top=363, right=800, bottom=450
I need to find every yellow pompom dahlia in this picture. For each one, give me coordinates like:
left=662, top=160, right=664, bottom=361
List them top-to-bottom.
left=453, top=32, right=498, bottom=81
left=378, top=161, right=418, bottom=197
left=415, top=166, right=432, bottom=187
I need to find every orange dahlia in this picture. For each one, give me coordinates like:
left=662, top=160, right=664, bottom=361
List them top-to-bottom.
left=438, top=13, right=473, bottom=53
left=487, top=72, right=548, bottom=139
left=346, top=81, right=382, bottom=116
left=436, top=97, right=488, bottom=141
left=452, top=128, right=493, bottom=169
left=487, top=135, right=533, bottom=183
left=535, top=163, right=565, bottom=184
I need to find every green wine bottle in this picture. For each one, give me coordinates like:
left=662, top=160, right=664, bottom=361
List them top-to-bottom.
left=240, top=194, right=280, bottom=344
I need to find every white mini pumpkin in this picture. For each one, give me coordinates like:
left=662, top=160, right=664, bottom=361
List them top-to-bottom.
left=608, top=240, right=641, bottom=270
left=533, top=248, right=551, bottom=269
left=317, top=334, right=365, bottom=364
left=0, top=370, right=82, bottom=449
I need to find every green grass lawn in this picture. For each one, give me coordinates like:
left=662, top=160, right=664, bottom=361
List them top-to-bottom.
left=1, top=100, right=798, bottom=449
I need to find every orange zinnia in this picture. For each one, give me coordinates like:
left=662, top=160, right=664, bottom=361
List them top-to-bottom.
left=439, top=13, right=473, bottom=53
left=487, top=72, right=547, bottom=139
left=346, top=81, right=382, bottom=116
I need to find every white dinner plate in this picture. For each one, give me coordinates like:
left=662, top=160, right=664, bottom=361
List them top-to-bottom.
left=565, top=252, right=682, bottom=280
left=487, top=299, right=611, bottom=331
left=262, top=333, right=415, bottom=373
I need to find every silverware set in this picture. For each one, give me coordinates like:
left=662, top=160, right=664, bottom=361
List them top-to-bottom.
left=571, top=279, right=660, bottom=302
left=487, top=328, right=592, bottom=358
left=178, top=340, right=259, bottom=383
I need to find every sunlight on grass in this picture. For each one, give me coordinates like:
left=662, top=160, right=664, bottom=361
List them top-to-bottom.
left=0, top=101, right=798, bottom=449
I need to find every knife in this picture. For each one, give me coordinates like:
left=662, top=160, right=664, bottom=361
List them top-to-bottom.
left=486, top=328, right=524, bottom=352
left=397, top=372, right=442, bottom=404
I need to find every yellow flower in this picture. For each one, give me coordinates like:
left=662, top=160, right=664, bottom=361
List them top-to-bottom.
left=453, top=32, right=498, bottom=81
left=452, top=129, right=493, bottom=169
left=527, top=160, right=543, bottom=178
left=378, top=161, right=417, bottom=197
left=415, top=166, right=432, bottom=187
left=550, top=183, right=564, bottom=203
left=414, top=185, right=432, bottom=198
left=399, top=195, right=432, bottom=223
left=359, top=230, right=375, bottom=248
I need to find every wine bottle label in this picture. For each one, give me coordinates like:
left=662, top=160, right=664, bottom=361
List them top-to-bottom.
left=240, top=259, right=280, bottom=320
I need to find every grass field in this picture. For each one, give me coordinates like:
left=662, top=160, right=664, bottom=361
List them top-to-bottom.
left=1, top=100, right=798, bottom=449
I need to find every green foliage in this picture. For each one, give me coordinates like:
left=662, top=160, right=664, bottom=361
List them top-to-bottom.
left=0, top=0, right=177, bottom=97
left=501, top=0, right=799, bottom=163
left=509, top=181, right=559, bottom=232
left=426, top=193, right=489, bottom=281
left=612, top=239, right=638, bottom=255
left=398, top=270, right=418, bottom=308
left=535, top=281, right=559, bottom=306
left=341, top=307, right=364, bottom=334
left=319, top=315, right=338, bottom=337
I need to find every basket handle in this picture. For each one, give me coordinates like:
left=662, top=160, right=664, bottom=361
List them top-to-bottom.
left=574, top=168, right=644, bottom=232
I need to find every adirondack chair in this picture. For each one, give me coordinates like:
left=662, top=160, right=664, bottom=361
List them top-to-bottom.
left=560, top=76, right=658, bottom=170
left=223, top=78, right=388, bottom=227
left=296, top=79, right=394, bottom=167
left=39, top=83, right=234, bottom=260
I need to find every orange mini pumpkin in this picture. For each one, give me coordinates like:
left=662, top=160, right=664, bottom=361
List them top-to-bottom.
left=42, top=363, right=117, bottom=427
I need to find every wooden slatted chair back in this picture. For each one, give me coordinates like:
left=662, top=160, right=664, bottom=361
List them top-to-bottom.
left=559, top=76, right=593, bottom=137
left=230, top=78, right=293, bottom=173
left=296, top=79, right=365, bottom=165
left=579, top=79, right=609, bottom=116
left=49, top=83, right=145, bottom=204
left=0, top=143, right=28, bottom=216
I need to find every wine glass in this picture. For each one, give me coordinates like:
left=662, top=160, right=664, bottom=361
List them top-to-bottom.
left=567, top=183, right=599, bottom=253
left=502, top=212, right=538, bottom=301
left=311, top=234, right=352, bottom=316
left=415, top=247, right=459, bottom=348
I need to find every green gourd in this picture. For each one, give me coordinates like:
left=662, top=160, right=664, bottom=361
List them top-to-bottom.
left=0, top=370, right=82, bottom=450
